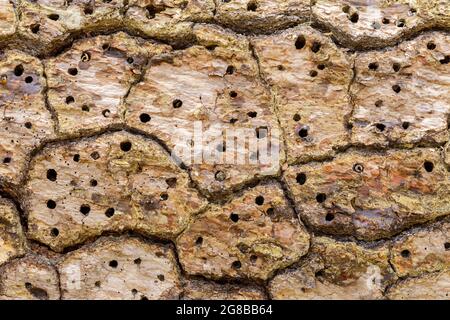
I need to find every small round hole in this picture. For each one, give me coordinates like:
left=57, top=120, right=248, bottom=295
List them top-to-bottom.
left=247, top=1, right=257, bottom=11
left=349, top=12, right=359, bottom=23
left=48, top=14, right=59, bottom=21
left=382, top=17, right=390, bottom=24
left=31, top=24, right=40, bottom=34
left=295, top=35, right=306, bottom=50
left=311, top=42, right=321, bottom=53
left=427, top=42, right=436, bottom=50
left=102, top=43, right=110, bottom=51
left=440, top=56, right=450, bottom=64
left=126, top=57, right=134, bottom=64
left=368, top=62, right=379, bottom=71
left=393, top=63, right=401, bottom=72
left=317, top=64, right=326, bottom=70
left=14, top=65, right=24, bottom=77
left=226, top=65, right=235, bottom=75
left=68, top=68, right=78, bottom=76
left=309, top=70, right=318, bottom=77
left=25, top=76, right=33, bottom=83
left=392, top=84, right=401, bottom=93
left=229, top=91, right=238, bottom=98
left=66, top=96, right=75, bottom=104
left=172, top=99, right=183, bottom=108
left=375, top=100, right=383, bottom=108
left=81, top=105, right=90, bottom=112
left=247, top=111, right=257, bottom=118
left=139, top=113, right=151, bottom=123
left=293, top=114, right=301, bottom=121
left=402, top=121, right=410, bottom=130
left=25, top=122, right=32, bottom=129
left=375, top=123, right=386, bottom=132
left=298, top=128, right=308, bottom=138
left=120, top=141, right=132, bottom=152
left=90, top=152, right=100, bottom=160
left=73, top=154, right=80, bottom=162
left=3, top=157, right=11, bottom=164
left=423, top=161, right=434, bottom=172
left=47, top=169, right=57, bottom=181
left=215, top=171, right=226, bottom=181
left=296, top=173, right=306, bottom=185
left=165, top=178, right=177, bottom=188
left=90, top=179, right=98, bottom=187
left=160, top=193, right=169, bottom=201
left=316, top=193, right=326, bottom=203
left=255, top=196, right=264, bottom=206
left=47, top=200, right=56, bottom=209
left=80, top=204, right=91, bottom=216
left=105, top=208, right=115, bottom=218
left=266, top=208, right=274, bottom=215
left=230, top=213, right=239, bottom=223
left=325, top=213, right=334, bottom=221
left=50, top=228, right=59, bottom=237
left=195, top=237, right=203, bottom=246
left=444, top=242, right=450, bottom=250
left=401, top=250, right=410, bottom=258
left=250, top=255, right=258, bottom=263
left=134, top=258, right=141, bottom=265
left=109, top=260, right=118, bottom=268
left=231, top=260, right=241, bottom=269
left=157, top=274, right=165, bottom=281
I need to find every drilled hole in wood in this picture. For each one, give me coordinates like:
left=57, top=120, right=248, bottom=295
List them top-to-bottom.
left=349, top=12, right=359, bottom=23
left=295, top=35, right=306, bottom=50
left=311, top=41, right=321, bottom=53
left=14, top=64, right=24, bottom=77
left=226, top=65, right=235, bottom=75
left=68, top=68, right=78, bottom=76
left=66, top=96, right=75, bottom=104
left=172, top=99, right=183, bottom=108
left=139, top=113, right=151, bottom=123
left=120, top=141, right=132, bottom=152
left=423, top=161, right=434, bottom=172
left=47, top=169, right=57, bottom=181
left=296, top=173, right=306, bottom=185
left=316, top=193, right=326, bottom=203
left=255, top=196, right=265, bottom=205
left=47, top=200, right=56, bottom=209
left=80, top=204, right=91, bottom=216
left=105, top=208, right=115, bottom=218
left=230, top=213, right=239, bottom=223
left=401, top=250, right=410, bottom=258
left=109, top=260, right=118, bottom=268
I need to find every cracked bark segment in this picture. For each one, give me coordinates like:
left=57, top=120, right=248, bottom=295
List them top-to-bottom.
left=0, top=0, right=16, bottom=41
left=17, top=0, right=127, bottom=54
left=124, top=0, right=215, bottom=47
left=215, top=0, right=310, bottom=33
left=312, top=0, right=450, bottom=50
left=125, top=24, right=282, bottom=196
left=252, top=26, right=353, bottom=165
left=351, top=32, right=450, bottom=148
left=45, top=33, right=170, bottom=137
left=0, top=50, right=54, bottom=186
left=25, top=131, right=206, bottom=252
left=284, top=148, right=450, bottom=240
left=177, top=182, right=310, bottom=281
left=0, top=198, right=27, bottom=267
left=390, top=220, right=450, bottom=278
left=58, top=236, right=181, bottom=300
left=269, top=237, right=396, bottom=300
left=0, top=255, right=60, bottom=300
left=386, top=270, right=450, bottom=300
left=182, top=279, right=266, bottom=300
